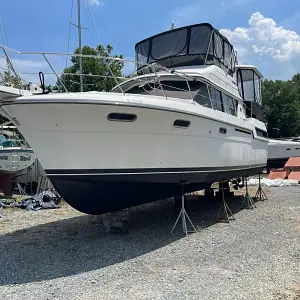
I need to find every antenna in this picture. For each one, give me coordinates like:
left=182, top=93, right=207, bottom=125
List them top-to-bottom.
left=77, top=0, right=83, bottom=92
left=170, top=21, right=176, bottom=30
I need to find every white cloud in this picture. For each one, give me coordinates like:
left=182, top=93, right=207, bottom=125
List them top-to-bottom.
left=88, top=0, right=103, bottom=6
left=220, top=12, right=300, bottom=79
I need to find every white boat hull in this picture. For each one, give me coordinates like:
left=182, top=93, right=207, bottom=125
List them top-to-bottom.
left=1, top=95, right=268, bottom=214
left=267, top=139, right=300, bottom=169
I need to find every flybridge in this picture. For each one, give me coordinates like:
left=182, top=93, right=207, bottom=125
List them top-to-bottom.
left=135, top=23, right=236, bottom=74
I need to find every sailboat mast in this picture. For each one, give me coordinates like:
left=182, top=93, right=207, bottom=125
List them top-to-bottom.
left=77, top=0, right=83, bottom=92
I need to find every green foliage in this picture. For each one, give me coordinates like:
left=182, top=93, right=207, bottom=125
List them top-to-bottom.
left=58, top=44, right=124, bottom=92
left=1, top=71, right=20, bottom=88
left=262, top=74, right=300, bottom=138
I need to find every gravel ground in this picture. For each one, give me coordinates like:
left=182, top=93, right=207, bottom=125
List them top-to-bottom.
left=0, top=186, right=300, bottom=300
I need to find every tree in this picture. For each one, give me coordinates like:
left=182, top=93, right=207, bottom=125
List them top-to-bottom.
left=58, top=44, right=124, bottom=92
left=0, top=71, right=21, bottom=87
left=262, top=76, right=300, bottom=138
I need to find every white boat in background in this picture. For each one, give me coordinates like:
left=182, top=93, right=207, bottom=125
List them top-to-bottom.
left=0, top=23, right=269, bottom=214
left=0, top=45, right=42, bottom=101
left=0, top=83, right=41, bottom=101
left=0, top=122, right=36, bottom=196
left=0, top=136, right=35, bottom=175
left=267, top=139, right=300, bottom=169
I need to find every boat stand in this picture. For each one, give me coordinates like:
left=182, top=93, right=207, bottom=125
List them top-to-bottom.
left=255, top=174, right=267, bottom=201
left=242, top=177, right=256, bottom=209
left=171, top=181, right=197, bottom=236
left=215, top=181, right=235, bottom=223
left=16, top=183, right=27, bottom=196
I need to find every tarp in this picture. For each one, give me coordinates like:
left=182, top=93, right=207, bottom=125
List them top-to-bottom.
left=247, top=178, right=299, bottom=187
left=0, top=191, right=62, bottom=211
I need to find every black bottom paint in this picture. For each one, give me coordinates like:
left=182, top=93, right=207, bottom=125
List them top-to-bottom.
left=267, top=158, right=289, bottom=170
left=47, top=166, right=265, bottom=215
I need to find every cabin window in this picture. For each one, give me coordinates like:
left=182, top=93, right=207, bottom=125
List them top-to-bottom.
left=237, top=69, right=262, bottom=105
left=237, top=69, right=255, bottom=102
left=254, top=72, right=262, bottom=104
left=193, top=84, right=211, bottom=108
left=210, top=87, right=223, bottom=112
left=222, top=93, right=236, bottom=115
left=107, top=113, right=137, bottom=122
left=173, top=119, right=190, bottom=128
left=255, top=127, right=268, bottom=138
left=235, top=128, right=252, bottom=136
left=286, top=148, right=291, bottom=151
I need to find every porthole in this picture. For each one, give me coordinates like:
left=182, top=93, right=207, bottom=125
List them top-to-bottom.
left=107, top=113, right=137, bottom=122
left=173, top=119, right=190, bottom=128
left=219, top=128, right=227, bottom=134
left=286, top=148, right=291, bottom=151
left=296, top=148, right=300, bottom=150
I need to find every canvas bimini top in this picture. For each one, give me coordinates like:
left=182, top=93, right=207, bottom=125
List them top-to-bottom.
left=135, top=23, right=236, bottom=74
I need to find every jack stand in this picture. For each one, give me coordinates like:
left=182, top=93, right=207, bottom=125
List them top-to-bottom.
left=255, top=174, right=267, bottom=201
left=242, top=177, right=256, bottom=209
left=171, top=181, right=197, bottom=236
left=215, top=181, right=235, bottom=223
left=16, top=183, right=27, bottom=196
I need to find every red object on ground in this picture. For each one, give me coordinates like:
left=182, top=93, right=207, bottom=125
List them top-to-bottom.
left=284, top=157, right=300, bottom=168
left=268, top=169, right=287, bottom=180
left=288, top=171, right=300, bottom=181
left=0, top=174, right=12, bottom=196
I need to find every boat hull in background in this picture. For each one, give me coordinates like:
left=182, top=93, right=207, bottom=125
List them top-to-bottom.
left=267, top=139, right=300, bottom=170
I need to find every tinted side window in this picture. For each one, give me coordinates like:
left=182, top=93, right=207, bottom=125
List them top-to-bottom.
left=193, top=84, right=211, bottom=108
left=211, top=88, right=223, bottom=112
left=222, top=93, right=237, bottom=116
left=255, top=127, right=268, bottom=138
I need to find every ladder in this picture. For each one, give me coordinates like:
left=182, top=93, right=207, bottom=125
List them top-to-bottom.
left=11, top=153, right=19, bottom=171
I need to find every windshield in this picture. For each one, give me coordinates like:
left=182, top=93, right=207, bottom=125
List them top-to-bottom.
left=124, top=79, right=211, bottom=107
left=1, top=140, right=24, bottom=147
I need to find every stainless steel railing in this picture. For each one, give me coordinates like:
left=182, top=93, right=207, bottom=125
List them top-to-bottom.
left=0, top=44, right=245, bottom=118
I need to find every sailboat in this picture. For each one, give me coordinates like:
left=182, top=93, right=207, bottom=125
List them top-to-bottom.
left=0, top=2, right=268, bottom=214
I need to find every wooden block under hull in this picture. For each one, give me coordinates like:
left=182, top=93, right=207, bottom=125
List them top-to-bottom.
left=268, top=170, right=287, bottom=180
left=0, top=174, right=12, bottom=197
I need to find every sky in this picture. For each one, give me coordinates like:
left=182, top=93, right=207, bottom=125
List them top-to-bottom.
left=1, top=0, right=300, bottom=84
